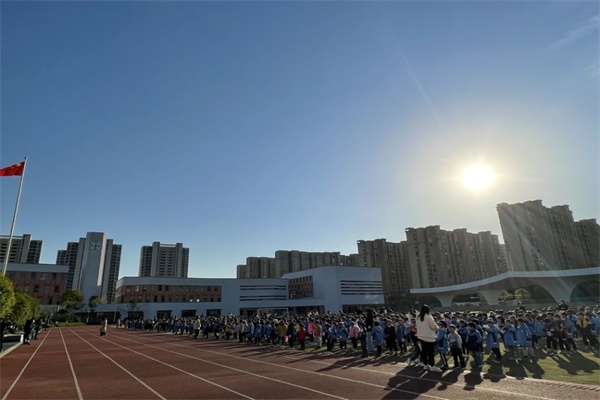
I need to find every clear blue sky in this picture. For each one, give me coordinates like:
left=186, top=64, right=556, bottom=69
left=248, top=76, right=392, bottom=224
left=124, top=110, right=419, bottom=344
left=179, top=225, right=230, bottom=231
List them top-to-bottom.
left=1, top=1, right=598, bottom=278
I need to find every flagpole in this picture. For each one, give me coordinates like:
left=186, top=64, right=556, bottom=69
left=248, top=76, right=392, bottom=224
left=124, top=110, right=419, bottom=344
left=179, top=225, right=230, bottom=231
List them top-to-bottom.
left=2, top=157, right=27, bottom=276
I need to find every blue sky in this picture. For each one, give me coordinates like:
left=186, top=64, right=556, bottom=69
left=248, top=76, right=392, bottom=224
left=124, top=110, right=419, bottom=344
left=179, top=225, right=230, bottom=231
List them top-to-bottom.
left=1, top=1, right=598, bottom=278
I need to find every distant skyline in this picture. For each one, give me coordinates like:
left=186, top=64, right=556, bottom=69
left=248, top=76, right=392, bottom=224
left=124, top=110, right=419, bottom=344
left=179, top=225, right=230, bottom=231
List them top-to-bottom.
left=1, top=2, right=598, bottom=278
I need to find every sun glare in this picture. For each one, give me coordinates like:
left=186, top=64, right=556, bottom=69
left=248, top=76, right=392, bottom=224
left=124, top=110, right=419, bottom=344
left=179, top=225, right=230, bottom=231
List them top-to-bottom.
left=461, top=164, right=494, bottom=191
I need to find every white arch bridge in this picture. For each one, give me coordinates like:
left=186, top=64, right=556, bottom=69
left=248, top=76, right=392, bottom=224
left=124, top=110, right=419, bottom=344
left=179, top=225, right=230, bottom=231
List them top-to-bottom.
left=410, top=267, right=600, bottom=307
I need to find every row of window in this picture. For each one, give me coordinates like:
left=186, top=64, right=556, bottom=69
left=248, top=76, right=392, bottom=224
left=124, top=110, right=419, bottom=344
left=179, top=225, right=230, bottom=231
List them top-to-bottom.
left=7, top=271, right=60, bottom=281
left=16, top=284, right=61, bottom=294
left=125, top=285, right=221, bottom=293
left=120, top=295, right=221, bottom=303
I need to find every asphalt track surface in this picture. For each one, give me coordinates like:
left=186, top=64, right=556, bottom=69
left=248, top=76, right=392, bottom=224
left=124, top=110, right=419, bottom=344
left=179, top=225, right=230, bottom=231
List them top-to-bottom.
left=1, top=327, right=599, bottom=400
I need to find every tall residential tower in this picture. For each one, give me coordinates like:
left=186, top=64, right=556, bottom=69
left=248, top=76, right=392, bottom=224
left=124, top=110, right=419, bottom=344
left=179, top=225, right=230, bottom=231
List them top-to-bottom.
left=497, top=200, right=598, bottom=271
left=56, top=232, right=122, bottom=303
left=0, top=234, right=43, bottom=264
left=139, top=242, right=189, bottom=278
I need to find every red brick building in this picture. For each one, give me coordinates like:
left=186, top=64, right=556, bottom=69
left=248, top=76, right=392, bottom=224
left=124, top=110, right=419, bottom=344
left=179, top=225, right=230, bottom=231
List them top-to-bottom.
left=6, top=263, right=69, bottom=305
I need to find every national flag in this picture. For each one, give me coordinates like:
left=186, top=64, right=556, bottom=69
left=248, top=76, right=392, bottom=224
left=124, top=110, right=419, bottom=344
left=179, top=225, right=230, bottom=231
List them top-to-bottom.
left=0, top=161, right=25, bottom=177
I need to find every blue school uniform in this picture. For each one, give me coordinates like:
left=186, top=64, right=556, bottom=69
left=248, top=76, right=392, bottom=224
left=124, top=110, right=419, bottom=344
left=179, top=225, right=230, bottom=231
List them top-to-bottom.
left=396, top=324, right=407, bottom=344
left=371, top=325, right=384, bottom=346
left=503, top=325, right=517, bottom=346
left=484, top=326, right=501, bottom=349
left=435, top=328, right=448, bottom=354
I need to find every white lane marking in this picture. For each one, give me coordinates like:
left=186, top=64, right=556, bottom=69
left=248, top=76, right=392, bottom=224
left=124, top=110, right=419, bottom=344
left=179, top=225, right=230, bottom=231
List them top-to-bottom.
left=2, top=329, right=51, bottom=400
left=59, top=329, right=84, bottom=400
left=74, top=330, right=255, bottom=400
left=121, top=330, right=560, bottom=400
left=67, top=331, right=167, bottom=400
left=113, top=332, right=426, bottom=400
left=269, top=351, right=561, bottom=400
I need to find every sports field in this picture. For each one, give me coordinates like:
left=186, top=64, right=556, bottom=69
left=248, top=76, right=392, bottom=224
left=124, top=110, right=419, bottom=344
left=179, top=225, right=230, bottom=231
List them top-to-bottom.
left=1, top=326, right=599, bottom=400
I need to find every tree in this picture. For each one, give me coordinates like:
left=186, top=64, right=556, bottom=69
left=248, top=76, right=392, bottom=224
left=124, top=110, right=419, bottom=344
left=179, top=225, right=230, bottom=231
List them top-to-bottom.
left=0, top=274, right=16, bottom=318
left=8, top=287, right=39, bottom=326
left=514, top=288, right=532, bottom=302
left=60, top=290, right=84, bottom=321
left=500, top=290, right=514, bottom=301
left=88, top=296, right=99, bottom=312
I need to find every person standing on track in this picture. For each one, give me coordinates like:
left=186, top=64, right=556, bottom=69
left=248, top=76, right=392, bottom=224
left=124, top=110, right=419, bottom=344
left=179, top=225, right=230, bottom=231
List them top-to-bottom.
left=415, top=305, right=441, bottom=372
left=193, top=316, right=201, bottom=339
left=100, top=317, right=108, bottom=337
left=23, top=318, right=33, bottom=344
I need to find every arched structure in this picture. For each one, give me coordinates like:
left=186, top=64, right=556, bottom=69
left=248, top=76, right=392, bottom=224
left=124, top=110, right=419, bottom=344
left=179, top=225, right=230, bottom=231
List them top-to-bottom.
left=410, top=267, right=600, bottom=307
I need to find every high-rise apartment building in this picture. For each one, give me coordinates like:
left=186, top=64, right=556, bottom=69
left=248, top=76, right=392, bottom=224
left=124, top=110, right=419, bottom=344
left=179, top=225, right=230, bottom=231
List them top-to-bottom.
left=497, top=200, right=597, bottom=271
left=576, top=219, right=600, bottom=268
left=405, top=226, right=509, bottom=289
left=56, top=232, right=122, bottom=303
left=0, top=234, right=43, bottom=264
left=356, top=239, right=411, bottom=302
left=56, top=241, right=81, bottom=290
left=139, top=242, right=189, bottom=278
left=237, top=250, right=358, bottom=279
left=274, top=250, right=354, bottom=277
left=241, top=257, right=276, bottom=278
left=236, top=264, right=248, bottom=279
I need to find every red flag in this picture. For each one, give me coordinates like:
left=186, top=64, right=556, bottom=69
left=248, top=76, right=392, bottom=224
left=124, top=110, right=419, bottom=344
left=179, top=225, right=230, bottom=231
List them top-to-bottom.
left=0, top=161, right=25, bottom=177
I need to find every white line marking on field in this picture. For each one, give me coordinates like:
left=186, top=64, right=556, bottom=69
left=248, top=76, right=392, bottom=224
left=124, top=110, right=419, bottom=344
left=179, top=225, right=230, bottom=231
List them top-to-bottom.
left=2, top=329, right=51, bottom=400
left=59, top=329, right=84, bottom=400
left=120, top=329, right=560, bottom=400
left=68, top=330, right=167, bottom=400
left=74, top=330, right=256, bottom=400
left=116, top=331, right=442, bottom=400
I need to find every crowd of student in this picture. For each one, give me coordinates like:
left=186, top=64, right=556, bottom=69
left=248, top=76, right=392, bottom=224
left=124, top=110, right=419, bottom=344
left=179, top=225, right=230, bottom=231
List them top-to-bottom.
left=122, top=300, right=600, bottom=371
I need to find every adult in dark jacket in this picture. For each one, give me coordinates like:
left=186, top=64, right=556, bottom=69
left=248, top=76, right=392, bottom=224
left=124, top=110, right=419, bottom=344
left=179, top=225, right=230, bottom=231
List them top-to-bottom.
left=23, top=318, right=34, bottom=345
left=286, top=321, right=296, bottom=348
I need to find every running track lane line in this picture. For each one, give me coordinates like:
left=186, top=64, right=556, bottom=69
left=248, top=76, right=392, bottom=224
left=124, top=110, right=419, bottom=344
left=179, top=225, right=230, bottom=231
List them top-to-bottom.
left=1, top=329, right=52, bottom=400
left=59, top=329, right=84, bottom=400
left=77, top=329, right=349, bottom=400
left=65, top=330, right=167, bottom=400
left=71, top=330, right=255, bottom=400
left=110, top=331, right=449, bottom=400
left=120, top=331, right=560, bottom=400
left=166, top=333, right=564, bottom=400
left=253, top=346, right=562, bottom=400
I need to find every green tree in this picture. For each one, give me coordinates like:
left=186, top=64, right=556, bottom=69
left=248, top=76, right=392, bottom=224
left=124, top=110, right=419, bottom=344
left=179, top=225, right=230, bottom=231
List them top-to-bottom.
left=0, top=274, right=16, bottom=318
left=8, top=287, right=38, bottom=325
left=514, top=288, right=532, bottom=301
left=60, top=290, right=84, bottom=321
left=500, top=290, right=514, bottom=301
left=88, top=295, right=99, bottom=312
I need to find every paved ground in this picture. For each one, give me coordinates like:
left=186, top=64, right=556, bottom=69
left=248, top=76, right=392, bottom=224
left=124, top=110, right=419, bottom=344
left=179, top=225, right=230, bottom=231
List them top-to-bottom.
left=1, top=326, right=599, bottom=400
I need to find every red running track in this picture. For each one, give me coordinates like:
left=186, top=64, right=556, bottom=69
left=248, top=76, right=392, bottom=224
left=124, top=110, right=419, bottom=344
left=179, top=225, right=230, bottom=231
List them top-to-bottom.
left=1, top=326, right=599, bottom=400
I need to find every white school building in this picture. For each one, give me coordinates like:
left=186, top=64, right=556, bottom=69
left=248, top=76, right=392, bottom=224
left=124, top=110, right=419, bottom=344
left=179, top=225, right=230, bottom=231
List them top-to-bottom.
left=95, top=266, right=385, bottom=319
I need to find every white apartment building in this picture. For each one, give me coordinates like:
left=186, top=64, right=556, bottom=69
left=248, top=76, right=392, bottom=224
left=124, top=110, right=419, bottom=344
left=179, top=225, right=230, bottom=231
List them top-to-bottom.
left=56, top=232, right=122, bottom=304
left=139, top=242, right=189, bottom=278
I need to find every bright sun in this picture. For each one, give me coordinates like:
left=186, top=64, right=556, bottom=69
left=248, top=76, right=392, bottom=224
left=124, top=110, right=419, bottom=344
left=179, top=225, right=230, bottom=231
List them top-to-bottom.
left=461, top=164, right=494, bottom=191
